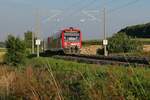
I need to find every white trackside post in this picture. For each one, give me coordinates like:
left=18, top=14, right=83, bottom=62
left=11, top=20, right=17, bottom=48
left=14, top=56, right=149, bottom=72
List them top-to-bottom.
left=36, top=39, right=41, bottom=57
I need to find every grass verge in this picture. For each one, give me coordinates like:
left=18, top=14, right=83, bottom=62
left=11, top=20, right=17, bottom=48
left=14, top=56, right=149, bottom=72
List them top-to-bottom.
left=0, top=52, right=5, bottom=63
left=0, top=57, right=149, bottom=99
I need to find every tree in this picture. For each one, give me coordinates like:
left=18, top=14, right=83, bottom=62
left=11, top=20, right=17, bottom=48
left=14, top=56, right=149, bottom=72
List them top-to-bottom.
left=119, top=22, right=150, bottom=38
left=24, top=31, right=33, bottom=48
left=107, top=33, right=143, bottom=53
left=5, top=35, right=26, bottom=66
left=0, top=42, right=5, bottom=48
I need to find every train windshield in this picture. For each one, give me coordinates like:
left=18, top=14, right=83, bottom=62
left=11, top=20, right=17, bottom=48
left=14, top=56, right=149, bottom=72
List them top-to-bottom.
left=64, top=32, right=80, bottom=42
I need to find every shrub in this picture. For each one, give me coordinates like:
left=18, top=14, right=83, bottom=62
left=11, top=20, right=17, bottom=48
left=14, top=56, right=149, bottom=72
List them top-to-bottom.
left=107, top=33, right=143, bottom=53
left=5, top=35, right=26, bottom=66
left=0, top=42, right=5, bottom=48
left=96, top=48, right=104, bottom=55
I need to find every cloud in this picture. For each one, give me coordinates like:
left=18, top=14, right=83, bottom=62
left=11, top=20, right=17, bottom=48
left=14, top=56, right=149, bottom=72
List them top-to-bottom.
left=42, top=10, right=62, bottom=23
left=82, top=10, right=101, bottom=22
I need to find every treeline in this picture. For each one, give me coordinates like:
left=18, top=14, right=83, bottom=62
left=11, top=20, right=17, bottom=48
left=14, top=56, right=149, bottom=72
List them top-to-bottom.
left=119, top=22, right=150, bottom=38
left=0, top=31, right=33, bottom=48
left=2, top=31, right=36, bottom=66
left=0, top=42, right=5, bottom=48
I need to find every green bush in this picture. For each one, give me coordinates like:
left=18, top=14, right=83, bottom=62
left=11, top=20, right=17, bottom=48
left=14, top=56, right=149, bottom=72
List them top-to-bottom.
left=107, top=33, right=143, bottom=53
left=5, top=35, right=26, bottom=66
left=0, top=42, right=5, bottom=48
left=96, top=48, right=104, bottom=55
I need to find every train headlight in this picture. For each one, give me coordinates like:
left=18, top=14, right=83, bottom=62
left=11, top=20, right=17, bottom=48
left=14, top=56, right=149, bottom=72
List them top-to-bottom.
left=64, top=42, right=67, bottom=46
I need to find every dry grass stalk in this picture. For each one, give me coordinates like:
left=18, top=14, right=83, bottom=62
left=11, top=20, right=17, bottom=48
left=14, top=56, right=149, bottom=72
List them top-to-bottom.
left=46, top=61, right=64, bottom=100
left=0, top=70, right=16, bottom=96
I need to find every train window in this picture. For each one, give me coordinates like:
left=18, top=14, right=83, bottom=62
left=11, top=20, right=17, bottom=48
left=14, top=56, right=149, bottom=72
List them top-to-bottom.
left=64, top=32, right=80, bottom=41
left=64, top=32, right=80, bottom=36
left=64, top=36, right=80, bottom=41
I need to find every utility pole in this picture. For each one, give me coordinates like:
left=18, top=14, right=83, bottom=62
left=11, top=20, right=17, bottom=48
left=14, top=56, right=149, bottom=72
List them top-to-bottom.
left=103, top=8, right=108, bottom=56
left=104, top=8, right=106, bottom=40
left=35, top=10, right=41, bottom=58
left=32, top=31, right=35, bottom=54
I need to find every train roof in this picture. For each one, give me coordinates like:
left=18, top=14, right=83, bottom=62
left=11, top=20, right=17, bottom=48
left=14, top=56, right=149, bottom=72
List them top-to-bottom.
left=48, top=27, right=81, bottom=39
left=60, top=27, right=80, bottom=32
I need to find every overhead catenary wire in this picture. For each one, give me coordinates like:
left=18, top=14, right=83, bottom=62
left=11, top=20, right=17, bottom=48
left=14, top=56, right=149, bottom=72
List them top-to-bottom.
left=42, top=0, right=87, bottom=23
left=42, top=0, right=140, bottom=23
left=43, top=0, right=122, bottom=24
left=43, top=0, right=99, bottom=24
left=57, top=0, right=140, bottom=24
left=59, top=0, right=99, bottom=27
left=62, top=0, right=122, bottom=17
left=69, top=0, right=98, bottom=15
left=79, top=0, right=121, bottom=22
left=93, top=0, right=120, bottom=8
left=109, top=0, right=140, bottom=13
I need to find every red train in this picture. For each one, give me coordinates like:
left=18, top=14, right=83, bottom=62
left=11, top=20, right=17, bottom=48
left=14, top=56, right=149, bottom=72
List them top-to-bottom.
left=46, top=27, right=82, bottom=54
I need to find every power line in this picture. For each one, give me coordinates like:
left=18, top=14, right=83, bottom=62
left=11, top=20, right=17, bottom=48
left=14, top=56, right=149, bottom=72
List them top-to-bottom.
left=39, top=0, right=141, bottom=24
left=40, top=0, right=99, bottom=29
left=42, top=0, right=86, bottom=23
left=50, top=0, right=98, bottom=23
left=60, top=0, right=136, bottom=23
left=63, top=0, right=88, bottom=11
left=66, top=0, right=98, bottom=17
left=77, top=0, right=140, bottom=20
left=80, top=0, right=122, bottom=23
left=91, top=0, right=120, bottom=9
left=109, top=0, right=140, bottom=13
left=103, top=8, right=108, bottom=56
left=42, top=10, right=62, bottom=23
left=81, top=10, right=102, bottom=22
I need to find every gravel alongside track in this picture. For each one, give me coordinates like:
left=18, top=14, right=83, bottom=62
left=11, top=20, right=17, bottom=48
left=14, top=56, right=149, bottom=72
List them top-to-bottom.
left=53, top=54, right=150, bottom=67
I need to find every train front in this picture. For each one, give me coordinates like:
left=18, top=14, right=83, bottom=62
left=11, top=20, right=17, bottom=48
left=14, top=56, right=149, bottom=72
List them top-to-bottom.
left=62, top=27, right=82, bottom=54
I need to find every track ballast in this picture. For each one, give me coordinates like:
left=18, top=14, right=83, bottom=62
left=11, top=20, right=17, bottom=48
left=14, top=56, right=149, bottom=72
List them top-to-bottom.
left=53, top=54, right=150, bottom=67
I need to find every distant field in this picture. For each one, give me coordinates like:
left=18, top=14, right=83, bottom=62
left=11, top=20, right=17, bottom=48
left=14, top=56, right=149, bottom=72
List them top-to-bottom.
left=83, top=38, right=150, bottom=46
left=132, top=38, right=150, bottom=44
left=137, top=38, right=150, bottom=41
left=82, top=39, right=150, bottom=55
left=82, top=40, right=102, bottom=46
left=81, top=45, right=102, bottom=55
left=0, top=48, right=6, bottom=63
left=0, top=48, right=6, bottom=52
left=0, top=52, right=5, bottom=63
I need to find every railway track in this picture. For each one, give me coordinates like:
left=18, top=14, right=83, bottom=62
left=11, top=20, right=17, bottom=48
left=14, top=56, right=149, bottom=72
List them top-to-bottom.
left=53, top=54, right=150, bottom=67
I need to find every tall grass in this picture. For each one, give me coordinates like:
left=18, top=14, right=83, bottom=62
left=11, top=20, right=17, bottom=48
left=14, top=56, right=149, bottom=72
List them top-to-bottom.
left=0, top=48, right=6, bottom=52
left=0, top=48, right=6, bottom=63
left=0, top=52, right=5, bottom=63
left=0, top=58, right=149, bottom=99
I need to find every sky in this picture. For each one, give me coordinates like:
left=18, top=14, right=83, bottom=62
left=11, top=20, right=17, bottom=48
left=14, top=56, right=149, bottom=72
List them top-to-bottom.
left=0, top=0, right=150, bottom=41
